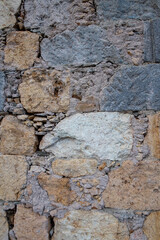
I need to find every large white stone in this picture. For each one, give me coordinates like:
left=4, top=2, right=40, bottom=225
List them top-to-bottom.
left=0, top=0, right=21, bottom=29
left=40, top=112, right=133, bottom=161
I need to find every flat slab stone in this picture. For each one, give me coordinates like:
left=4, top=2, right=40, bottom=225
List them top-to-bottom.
left=95, top=0, right=160, bottom=20
left=41, top=25, right=122, bottom=67
left=101, top=64, right=160, bottom=111
left=0, top=71, right=5, bottom=111
left=40, top=112, right=133, bottom=161
left=102, top=160, right=160, bottom=210
left=53, top=210, right=129, bottom=240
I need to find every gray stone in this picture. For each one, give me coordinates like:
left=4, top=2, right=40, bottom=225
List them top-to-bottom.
left=95, top=0, right=160, bottom=21
left=144, top=19, right=160, bottom=62
left=41, top=25, right=122, bottom=67
left=101, top=64, right=160, bottom=111
left=0, top=71, right=5, bottom=111
left=40, top=112, right=133, bottom=161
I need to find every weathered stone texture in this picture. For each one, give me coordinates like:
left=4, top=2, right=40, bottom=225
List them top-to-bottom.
left=0, top=0, right=21, bottom=29
left=24, top=0, right=96, bottom=36
left=95, top=0, right=160, bottom=20
left=144, top=19, right=160, bottom=62
left=41, top=25, right=122, bottom=67
left=4, top=31, right=39, bottom=70
left=101, top=64, right=160, bottom=111
left=19, top=69, right=70, bottom=113
left=0, top=71, right=5, bottom=111
left=40, top=112, right=133, bottom=161
left=145, top=113, right=160, bottom=159
left=0, top=115, right=38, bottom=155
left=0, top=155, right=27, bottom=201
left=52, top=159, right=98, bottom=177
left=103, top=160, right=160, bottom=210
left=38, top=173, right=76, bottom=206
left=14, top=205, right=50, bottom=240
left=0, top=206, right=8, bottom=240
left=53, top=210, right=129, bottom=240
left=143, top=212, right=160, bottom=240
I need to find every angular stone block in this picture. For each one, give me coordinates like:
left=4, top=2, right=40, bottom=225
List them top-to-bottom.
left=0, top=0, right=21, bottom=29
left=144, top=19, right=160, bottom=63
left=41, top=25, right=122, bottom=67
left=4, top=31, right=39, bottom=70
left=101, top=64, right=160, bottom=111
left=19, top=69, right=70, bottom=113
left=0, top=71, right=5, bottom=111
left=40, top=112, right=133, bottom=161
left=0, top=115, right=38, bottom=155
left=0, top=155, right=27, bottom=201
left=102, top=160, right=160, bottom=210
left=14, top=205, right=50, bottom=240
left=0, top=206, right=8, bottom=240
left=53, top=210, right=129, bottom=240
left=143, top=212, right=160, bottom=240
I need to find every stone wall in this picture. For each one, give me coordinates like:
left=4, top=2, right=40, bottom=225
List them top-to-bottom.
left=0, top=1, right=160, bottom=239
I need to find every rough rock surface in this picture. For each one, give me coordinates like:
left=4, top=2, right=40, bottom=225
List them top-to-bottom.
left=0, top=0, right=21, bottom=29
left=24, top=0, right=96, bottom=36
left=95, top=0, right=160, bottom=20
left=41, top=25, right=122, bottom=67
left=4, top=31, right=39, bottom=70
left=101, top=64, right=160, bottom=111
left=19, top=69, right=70, bottom=113
left=0, top=71, right=5, bottom=110
left=40, top=112, right=133, bottom=161
left=145, top=113, right=160, bottom=159
left=0, top=115, right=38, bottom=155
left=0, top=155, right=27, bottom=201
left=52, top=159, right=98, bottom=177
left=103, top=160, right=160, bottom=210
left=38, top=173, right=76, bottom=206
left=14, top=205, right=51, bottom=240
left=0, top=206, right=8, bottom=240
left=53, top=210, right=129, bottom=240
left=143, top=212, right=160, bottom=240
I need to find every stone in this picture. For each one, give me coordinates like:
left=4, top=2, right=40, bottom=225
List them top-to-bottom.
left=0, top=0, right=21, bottom=29
left=24, top=0, right=96, bottom=36
left=95, top=0, right=160, bottom=21
left=144, top=19, right=160, bottom=62
left=41, top=25, right=122, bottom=67
left=4, top=31, right=39, bottom=70
left=101, top=64, right=160, bottom=111
left=19, top=69, right=70, bottom=113
left=0, top=71, right=5, bottom=111
left=40, top=112, right=133, bottom=161
left=145, top=113, right=160, bottom=159
left=0, top=115, right=38, bottom=155
left=0, top=155, right=27, bottom=201
left=52, top=159, right=98, bottom=177
left=102, top=160, right=160, bottom=210
left=38, top=173, right=76, bottom=206
left=14, top=205, right=50, bottom=240
left=0, top=206, right=8, bottom=240
left=53, top=210, right=129, bottom=240
left=143, top=212, right=160, bottom=240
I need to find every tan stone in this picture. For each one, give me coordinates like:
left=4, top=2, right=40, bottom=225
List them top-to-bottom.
left=0, top=0, right=21, bottom=29
left=4, top=31, right=39, bottom=70
left=19, top=69, right=70, bottom=113
left=76, top=97, right=99, bottom=112
left=146, top=113, right=160, bottom=159
left=0, top=115, right=38, bottom=155
left=0, top=155, right=27, bottom=201
left=52, top=159, right=97, bottom=177
left=103, top=160, right=160, bottom=210
left=38, top=173, right=76, bottom=206
left=14, top=205, right=50, bottom=240
left=0, top=206, right=8, bottom=240
left=53, top=210, right=129, bottom=240
left=143, top=212, right=160, bottom=240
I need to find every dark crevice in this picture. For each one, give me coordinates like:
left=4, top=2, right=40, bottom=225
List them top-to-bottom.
left=92, top=0, right=97, bottom=15
left=49, top=216, right=55, bottom=240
